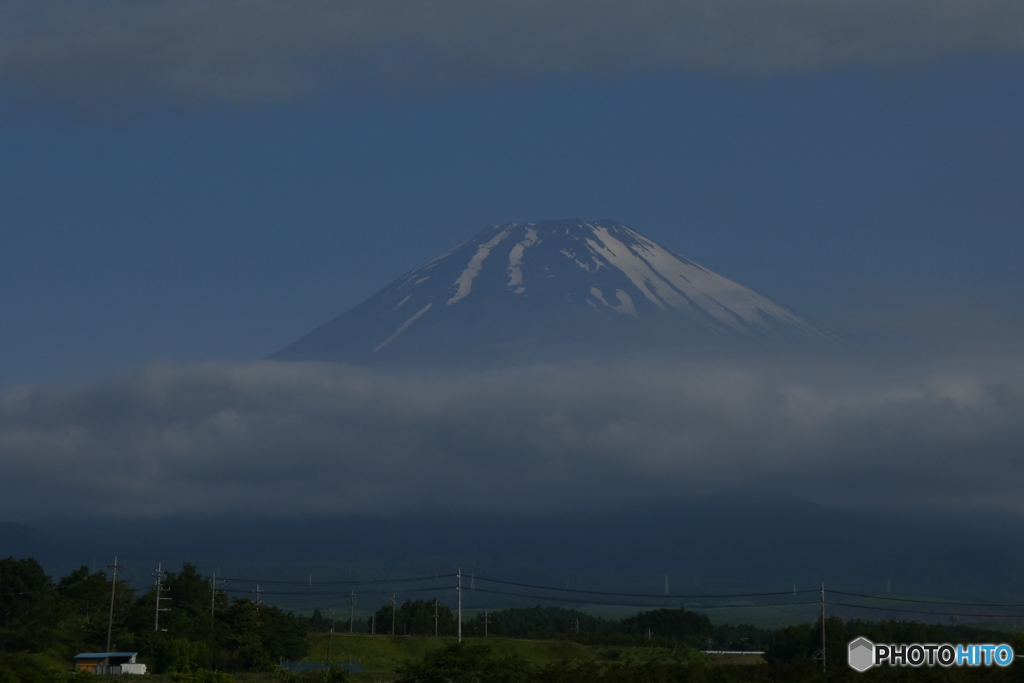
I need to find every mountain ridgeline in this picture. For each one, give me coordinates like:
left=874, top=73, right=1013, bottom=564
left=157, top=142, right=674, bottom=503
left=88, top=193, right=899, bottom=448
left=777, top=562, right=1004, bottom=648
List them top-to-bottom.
left=270, top=220, right=835, bottom=366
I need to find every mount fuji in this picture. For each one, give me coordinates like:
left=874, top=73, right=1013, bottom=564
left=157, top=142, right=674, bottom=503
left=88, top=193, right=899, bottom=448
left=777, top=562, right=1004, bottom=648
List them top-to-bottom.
left=270, top=219, right=835, bottom=365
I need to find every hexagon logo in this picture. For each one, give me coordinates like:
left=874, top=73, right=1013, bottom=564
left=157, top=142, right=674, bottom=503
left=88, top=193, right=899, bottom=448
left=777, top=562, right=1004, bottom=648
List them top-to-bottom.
left=849, top=637, right=875, bottom=672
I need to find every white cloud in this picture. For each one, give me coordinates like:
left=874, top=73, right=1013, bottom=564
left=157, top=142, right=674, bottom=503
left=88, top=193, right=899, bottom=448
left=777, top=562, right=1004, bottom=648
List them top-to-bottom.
left=1, top=0, right=1023, bottom=109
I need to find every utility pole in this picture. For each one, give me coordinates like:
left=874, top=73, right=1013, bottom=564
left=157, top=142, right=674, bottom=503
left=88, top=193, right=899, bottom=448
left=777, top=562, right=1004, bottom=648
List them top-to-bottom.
left=106, top=556, right=123, bottom=652
left=153, top=563, right=170, bottom=632
left=457, top=568, right=462, bottom=644
left=210, top=571, right=219, bottom=623
left=664, top=575, right=669, bottom=595
left=820, top=582, right=826, bottom=673
left=251, top=584, right=264, bottom=611
left=348, top=591, right=356, bottom=634
left=390, top=594, right=397, bottom=636
left=434, top=599, right=439, bottom=637
left=326, top=610, right=335, bottom=666
left=484, top=611, right=490, bottom=638
left=371, top=612, right=375, bottom=635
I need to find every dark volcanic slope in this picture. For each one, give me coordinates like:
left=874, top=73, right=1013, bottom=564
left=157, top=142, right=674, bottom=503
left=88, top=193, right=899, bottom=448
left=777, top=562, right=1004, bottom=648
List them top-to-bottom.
left=270, top=219, right=834, bottom=365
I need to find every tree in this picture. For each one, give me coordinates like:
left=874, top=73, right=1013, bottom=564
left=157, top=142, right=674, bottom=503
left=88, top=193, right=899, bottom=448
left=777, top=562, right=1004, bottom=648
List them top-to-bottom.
left=0, top=556, right=55, bottom=652
left=372, top=600, right=456, bottom=636
left=619, top=608, right=714, bottom=645
left=764, top=623, right=813, bottom=663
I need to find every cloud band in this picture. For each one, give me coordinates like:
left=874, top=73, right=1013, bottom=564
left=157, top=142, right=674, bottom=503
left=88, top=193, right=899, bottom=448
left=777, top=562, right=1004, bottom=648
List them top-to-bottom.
left=2, top=0, right=1024, bottom=108
left=2, top=352, right=1023, bottom=517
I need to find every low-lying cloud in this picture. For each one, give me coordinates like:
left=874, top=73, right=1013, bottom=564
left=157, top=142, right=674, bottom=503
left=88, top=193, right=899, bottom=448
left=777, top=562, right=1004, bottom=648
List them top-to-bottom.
left=2, top=0, right=1024, bottom=109
left=3, top=351, right=1023, bottom=518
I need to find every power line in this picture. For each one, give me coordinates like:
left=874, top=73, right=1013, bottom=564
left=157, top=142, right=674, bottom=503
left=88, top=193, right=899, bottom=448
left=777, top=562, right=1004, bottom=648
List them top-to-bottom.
left=44, top=560, right=1024, bottom=621
left=117, top=565, right=139, bottom=586
left=217, top=574, right=454, bottom=586
left=472, top=575, right=819, bottom=599
left=212, top=577, right=1024, bottom=623
left=219, top=585, right=451, bottom=599
left=469, top=586, right=821, bottom=609
left=829, top=590, right=1024, bottom=607
left=829, top=601, right=1024, bottom=619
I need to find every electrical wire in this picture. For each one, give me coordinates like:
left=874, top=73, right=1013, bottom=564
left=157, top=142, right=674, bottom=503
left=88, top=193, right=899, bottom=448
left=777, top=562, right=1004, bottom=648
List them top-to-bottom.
left=17, top=565, right=1024, bottom=623
left=217, top=574, right=455, bottom=586
left=472, top=575, right=819, bottom=599
left=221, top=585, right=453, bottom=598
left=469, top=586, right=821, bottom=610
left=829, top=590, right=1024, bottom=608
left=829, top=601, right=1024, bottom=620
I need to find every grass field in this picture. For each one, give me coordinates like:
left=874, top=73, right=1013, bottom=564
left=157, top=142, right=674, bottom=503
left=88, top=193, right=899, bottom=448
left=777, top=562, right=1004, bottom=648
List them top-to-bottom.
left=306, top=633, right=715, bottom=680
left=309, top=633, right=597, bottom=678
left=87, top=634, right=760, bottom=682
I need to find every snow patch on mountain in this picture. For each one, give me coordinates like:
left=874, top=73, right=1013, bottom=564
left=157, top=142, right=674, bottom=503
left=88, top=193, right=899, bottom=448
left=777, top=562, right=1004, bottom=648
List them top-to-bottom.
left=585, top=225, right=681, bottom=313
left=508, top=227, right=539, bottom=292
left=448, top=228, right=511, bottom=305
left=641, top=245, right=811, bottom=334
left=561, top=247, right=602, bottom=273
left=591, top=287, right=638, bottom=317
left=389, top=294, right=412, bottom=313
left=373, top=302, right=433, bottom=352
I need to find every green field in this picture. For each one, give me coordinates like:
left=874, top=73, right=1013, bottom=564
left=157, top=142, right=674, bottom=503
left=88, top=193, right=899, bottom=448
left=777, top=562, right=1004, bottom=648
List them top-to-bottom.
left=306, top=633, right=710, bottom=680
left=44, top=637, right=753, bottom=683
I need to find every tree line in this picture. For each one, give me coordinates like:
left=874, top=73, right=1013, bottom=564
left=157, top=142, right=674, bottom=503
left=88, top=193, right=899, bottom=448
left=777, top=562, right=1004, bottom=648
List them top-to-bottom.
left=5, top=554, right=1024, bottom=682
left=0, top=556, right=308, bottom=674
left=307, top=601, right=746, bottom=649
left=343, top=602, right=1022, bottom=656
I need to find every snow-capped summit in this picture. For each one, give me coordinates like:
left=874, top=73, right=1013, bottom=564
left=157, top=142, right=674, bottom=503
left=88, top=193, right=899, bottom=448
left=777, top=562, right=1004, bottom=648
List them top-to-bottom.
left=270, top=219, right=835, bottom=365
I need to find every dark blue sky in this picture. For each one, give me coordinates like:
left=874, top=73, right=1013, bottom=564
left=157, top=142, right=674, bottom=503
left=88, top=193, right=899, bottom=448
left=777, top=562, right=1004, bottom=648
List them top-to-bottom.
left=3, top=2, right=1024, bottom=522
left=2, top=5, right=1024, bottom=385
